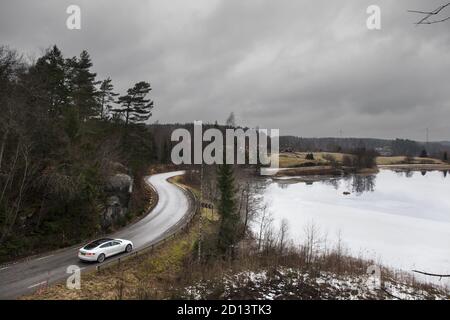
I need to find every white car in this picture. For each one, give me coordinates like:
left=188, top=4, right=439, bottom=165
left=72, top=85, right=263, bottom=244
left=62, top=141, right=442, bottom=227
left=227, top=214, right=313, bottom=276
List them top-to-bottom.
left=78, top=238, right=133, bottom=263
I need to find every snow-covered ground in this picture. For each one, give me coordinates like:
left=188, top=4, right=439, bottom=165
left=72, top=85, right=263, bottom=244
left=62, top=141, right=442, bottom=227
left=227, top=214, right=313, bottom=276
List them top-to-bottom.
left=260, top=170, right=450, bottom=287
left=182, top=268, right=448, bottom=300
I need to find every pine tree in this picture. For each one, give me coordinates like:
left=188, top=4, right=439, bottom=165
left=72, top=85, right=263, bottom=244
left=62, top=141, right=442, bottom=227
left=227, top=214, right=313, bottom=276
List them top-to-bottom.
left=33, top=45, right=69, bottom=117
left=69, top=50, right=100, bottom=120
left=97, top=77, right=118, bottom=119
left=113, top=81, right=154, bottom=125
left=226, top=112, right=236, bottom=127
left=420, top=149, right=428, bottom=158
left=216, top=164, right=239, bottom=254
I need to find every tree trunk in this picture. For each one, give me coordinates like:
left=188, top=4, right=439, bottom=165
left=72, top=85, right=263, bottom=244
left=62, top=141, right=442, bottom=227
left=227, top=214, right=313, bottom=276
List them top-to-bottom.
left=100, top=95, right=106, bottom=119
left=0, top=129, right=9, bottom=171
left=0, top=145, right=29, bottom=244
left=243, top=190, right=250, bottom=236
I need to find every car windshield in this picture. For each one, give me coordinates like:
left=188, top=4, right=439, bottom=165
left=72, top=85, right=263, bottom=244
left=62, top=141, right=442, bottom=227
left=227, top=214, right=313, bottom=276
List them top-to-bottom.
left=83, top=238, right=113, bottom=250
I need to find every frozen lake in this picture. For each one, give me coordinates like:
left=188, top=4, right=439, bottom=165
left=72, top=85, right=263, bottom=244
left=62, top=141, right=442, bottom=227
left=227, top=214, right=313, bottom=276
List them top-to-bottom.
left=261, top=170, right=450, bottom=285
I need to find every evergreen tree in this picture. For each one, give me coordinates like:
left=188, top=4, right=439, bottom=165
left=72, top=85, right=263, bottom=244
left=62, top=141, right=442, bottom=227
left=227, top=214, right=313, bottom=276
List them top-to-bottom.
left=33, top=45, right=69, bottom=117
left=69, top=50, right=100, bottom=120
left=97, top=77, right=118, bottom=119
left=114, top=81, right=153, bottom=125
left=64, top=107, right=80, bottom=141
left=226, top=112, right=236, bottom=127
left=161, top=140, right=170, bottom=164
left=420, top=149, right=428, bottom=158
left=216, top=164, right=239, bottom=254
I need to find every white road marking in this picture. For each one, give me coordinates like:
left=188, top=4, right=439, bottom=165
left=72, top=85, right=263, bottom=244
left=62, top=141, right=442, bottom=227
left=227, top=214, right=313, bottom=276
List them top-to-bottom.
left=36, top=254, right=54, bottom=261
left=0, top=267, right=9, bottom=271
left=28, top=281, right=47, bottom=289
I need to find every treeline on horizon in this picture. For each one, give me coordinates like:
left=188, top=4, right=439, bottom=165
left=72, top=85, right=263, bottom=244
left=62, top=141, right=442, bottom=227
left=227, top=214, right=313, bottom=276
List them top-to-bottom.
left=147, top=122, right=450, bottom=159
left=280, top=136, right=450, bottom=157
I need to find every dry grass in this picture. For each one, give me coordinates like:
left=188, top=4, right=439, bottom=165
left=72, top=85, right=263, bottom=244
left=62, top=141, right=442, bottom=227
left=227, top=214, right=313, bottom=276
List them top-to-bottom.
left=278, top=152, right=348, bottom=168
left=279, top=152, right=448, bottom=169
left=376, top=156, right=445, bottom=165
left=276, top=166, right=344, bottom=177
left=168, top=240, right=449, bottom=300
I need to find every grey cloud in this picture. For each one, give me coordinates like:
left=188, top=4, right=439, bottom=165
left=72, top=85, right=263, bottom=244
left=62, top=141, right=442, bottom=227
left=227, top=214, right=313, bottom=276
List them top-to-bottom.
left=1, top=0, right=449, bottom=140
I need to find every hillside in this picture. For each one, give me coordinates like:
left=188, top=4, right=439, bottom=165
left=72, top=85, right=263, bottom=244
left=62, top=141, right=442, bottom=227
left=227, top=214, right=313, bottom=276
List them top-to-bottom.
left=280, top=136, right=450, bottom=158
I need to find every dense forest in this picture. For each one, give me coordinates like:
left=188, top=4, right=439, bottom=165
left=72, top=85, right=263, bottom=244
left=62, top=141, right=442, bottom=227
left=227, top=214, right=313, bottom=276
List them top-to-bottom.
left=0, top=45, right=161, bottom=262
left=280, top=136, right=450, bottom=157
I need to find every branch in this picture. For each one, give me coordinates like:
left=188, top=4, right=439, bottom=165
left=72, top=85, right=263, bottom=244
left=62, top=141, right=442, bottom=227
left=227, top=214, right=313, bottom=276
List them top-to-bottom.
left=408, top=2, right=450, bottom=25
left=408, top=3, right=450, bottom=15
left=417, top=16, right=450, bottom=24
left=412, top=270, right=450, bottom=278
left=380, top=287, right=401, bottom=300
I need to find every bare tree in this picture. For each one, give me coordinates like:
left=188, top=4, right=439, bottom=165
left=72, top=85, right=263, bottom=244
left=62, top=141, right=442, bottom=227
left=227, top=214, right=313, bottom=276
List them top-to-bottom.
left=0, top=103, right=15, bottom=171
left=0, top=142, right=33, bottom=244
left=240, top=182, right=255, bottom=236
left=257, top=204, right=273, bottom=251
left=277, top=218, right=289, bottom=255
left=303, top=220, right=321, bottom=266
left=412, top=270, right=450, bottom=278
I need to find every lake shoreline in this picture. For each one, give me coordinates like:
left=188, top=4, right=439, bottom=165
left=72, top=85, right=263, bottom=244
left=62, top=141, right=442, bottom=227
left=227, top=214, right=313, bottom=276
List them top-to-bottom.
left=274, top=164, right=450, bottom=178
left=379, top=164, right=450, bottom=171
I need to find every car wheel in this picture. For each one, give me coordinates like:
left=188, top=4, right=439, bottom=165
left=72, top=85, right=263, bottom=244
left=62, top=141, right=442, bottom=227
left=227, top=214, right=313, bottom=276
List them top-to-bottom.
left=125, top=244, right=132, bottom=253
left=97, top=253, right=105, bottom=263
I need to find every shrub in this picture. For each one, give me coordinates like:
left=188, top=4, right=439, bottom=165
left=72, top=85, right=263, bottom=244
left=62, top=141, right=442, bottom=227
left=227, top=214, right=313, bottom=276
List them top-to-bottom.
left=419, top=149, right=428, bottom=158
left=323, top=154, right=340, bottom=169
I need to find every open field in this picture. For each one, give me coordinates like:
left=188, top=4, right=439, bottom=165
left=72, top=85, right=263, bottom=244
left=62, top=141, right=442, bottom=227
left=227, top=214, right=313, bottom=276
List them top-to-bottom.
left=278, top=152, right=450, bottom=170
left=278, top=152, right=348, bottom=168
left=376, top=156, right=446, bottom=166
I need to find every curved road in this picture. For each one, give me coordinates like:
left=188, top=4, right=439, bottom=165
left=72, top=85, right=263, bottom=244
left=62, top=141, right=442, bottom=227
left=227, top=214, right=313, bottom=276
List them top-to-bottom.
left=0, top=171, right=191, bottom=300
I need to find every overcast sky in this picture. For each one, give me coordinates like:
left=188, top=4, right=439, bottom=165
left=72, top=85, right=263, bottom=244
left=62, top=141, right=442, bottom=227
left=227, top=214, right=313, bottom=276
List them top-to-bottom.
left=1, top=0, right=450, bottom=140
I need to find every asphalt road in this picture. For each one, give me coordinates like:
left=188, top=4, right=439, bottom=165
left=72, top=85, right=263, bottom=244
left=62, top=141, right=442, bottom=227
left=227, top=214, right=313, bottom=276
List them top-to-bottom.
left=0, top=171, right=191, bottom=300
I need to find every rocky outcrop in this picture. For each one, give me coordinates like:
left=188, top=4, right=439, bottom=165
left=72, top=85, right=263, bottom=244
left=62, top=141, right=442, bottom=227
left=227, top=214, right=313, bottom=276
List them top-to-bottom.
left=102, top=173, right=133, bottom=229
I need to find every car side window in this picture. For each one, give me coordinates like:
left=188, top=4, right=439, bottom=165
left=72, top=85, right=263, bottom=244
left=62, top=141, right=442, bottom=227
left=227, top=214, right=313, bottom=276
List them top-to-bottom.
left=112, top=241, right=120, bottom=246
left=100, top=242, right=111, bottom=248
